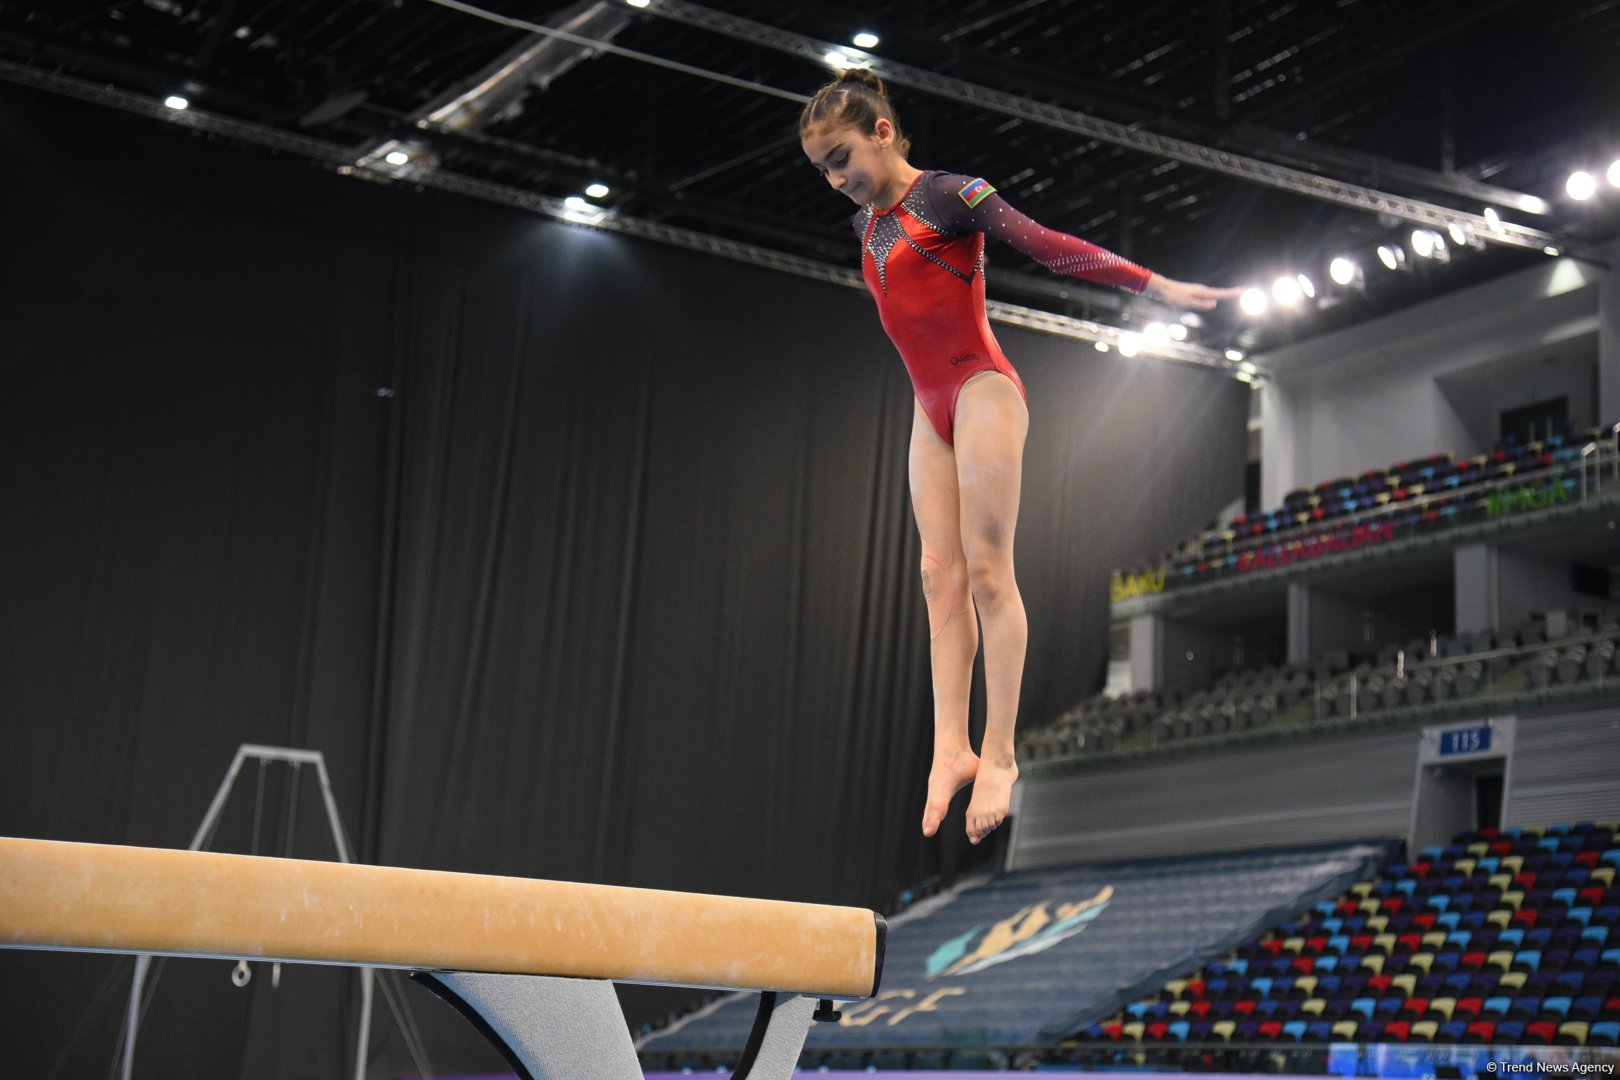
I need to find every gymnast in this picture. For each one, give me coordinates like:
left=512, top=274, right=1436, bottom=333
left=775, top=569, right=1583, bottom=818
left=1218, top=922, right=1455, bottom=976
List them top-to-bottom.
left=799, top=71, right=1240, bottom=845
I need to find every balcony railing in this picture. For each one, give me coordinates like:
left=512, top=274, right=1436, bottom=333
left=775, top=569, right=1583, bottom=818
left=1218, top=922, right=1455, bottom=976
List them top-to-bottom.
left=1111, top=432, right=1620, bottom=613
left=1022, top=628, right=1620, bottom=773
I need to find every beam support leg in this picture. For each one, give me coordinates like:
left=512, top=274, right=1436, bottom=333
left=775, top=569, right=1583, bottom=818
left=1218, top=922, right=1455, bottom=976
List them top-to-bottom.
left=417, top=972, right=823, bottom=1080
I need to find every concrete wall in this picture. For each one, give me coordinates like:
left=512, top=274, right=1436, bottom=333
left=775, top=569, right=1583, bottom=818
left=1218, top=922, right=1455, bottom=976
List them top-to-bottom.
left=1258, top=256, right=1608, bottom=508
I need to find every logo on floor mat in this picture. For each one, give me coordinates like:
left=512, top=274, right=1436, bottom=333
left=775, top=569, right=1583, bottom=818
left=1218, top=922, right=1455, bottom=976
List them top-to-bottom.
left=924, top=884, right=1113, bottom=978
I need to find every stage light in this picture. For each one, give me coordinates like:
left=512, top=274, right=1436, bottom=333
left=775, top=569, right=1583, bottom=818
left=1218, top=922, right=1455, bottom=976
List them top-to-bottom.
left=626, top=0, right=651, bottom=7
left=852, top=31, right=879, bottom=48
left=164, top=95, right=189, bottom=111
left=385, top=149, right=410, bottom=166
left=1609, top=159, right=1620, bottom=188
left=1566, top=171, right=1597, bottom=201
left=585, top=182, right=610, bottom=199
left=1516, top=194, right=1549, bottom=214
left=564, top=196, right=592, bottom=213
left=1483, top=207, right=1501, bottom=228
left=1448, top=222, right=1469, bottom=245
left=1411, top=229, right=1437, bottom=258
left=1377, top=244, right=1404, bottom=271
left=1544, top=245, right=1561, bottom=257
left=1329, top=257, right=1358, bottom=285
left=1296, top=273, right=1316, bottom=299
left=1271, top=276, right=1302, bottom=307
left=1239, top=288, right=1268, bottom=316
left=1179, top=312, right=1203, bottom=328
left=1144, top=322, right=1169, bottom=345
left=1168, top=323, right=1188, bottom=341
left=1118, top=332, right=1142, bottom=358
left=1094, top=340, right=1110, bottom=352
left=1225, top=349, right=1245, bottom=362
left=1240, top=361, right=1257, bottom=375
left=1235, top=370, right=1254, bottom=384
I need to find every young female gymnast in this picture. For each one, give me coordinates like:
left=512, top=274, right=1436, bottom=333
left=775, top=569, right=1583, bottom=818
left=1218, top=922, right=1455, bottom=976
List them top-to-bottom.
left=799, top=71, right=1240, bottom=845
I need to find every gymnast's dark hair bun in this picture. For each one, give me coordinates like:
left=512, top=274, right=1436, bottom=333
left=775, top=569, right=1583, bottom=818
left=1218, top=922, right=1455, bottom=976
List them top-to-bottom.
left=835, top=69, right=889, bottom=98
left=798, top=70, right=911, bottom=157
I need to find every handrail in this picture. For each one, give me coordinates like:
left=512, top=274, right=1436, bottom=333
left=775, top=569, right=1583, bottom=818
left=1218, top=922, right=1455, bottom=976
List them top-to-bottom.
left=1112, top=441, right=1617, bottom=590
left=1177, top=445, right=1608, bottom=569
left=1024, top=628, right=1619, bottom=769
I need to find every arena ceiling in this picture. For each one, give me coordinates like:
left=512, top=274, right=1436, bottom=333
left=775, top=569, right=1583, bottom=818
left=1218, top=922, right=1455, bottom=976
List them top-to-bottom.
left=3, top=0, right=1618, bottom=359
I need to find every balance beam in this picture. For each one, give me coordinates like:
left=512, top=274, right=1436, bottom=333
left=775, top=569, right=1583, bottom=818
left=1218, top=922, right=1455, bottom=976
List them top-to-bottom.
left=0, top=837, right=886, bottom=1078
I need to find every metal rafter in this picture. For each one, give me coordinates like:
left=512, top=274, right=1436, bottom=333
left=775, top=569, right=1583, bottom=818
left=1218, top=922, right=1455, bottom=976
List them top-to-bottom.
left=639, top=0, right=1576, bottom=255
left=743, top=0, right=1551, bottom=215
left=0, top=60, right=1235, bottom=375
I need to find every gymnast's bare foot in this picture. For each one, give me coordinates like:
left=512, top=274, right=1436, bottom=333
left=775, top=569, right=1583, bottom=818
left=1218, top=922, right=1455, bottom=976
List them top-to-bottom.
left=922, top=749, right=979, bottom=838
left=965, top=753, right=1018, bottom=846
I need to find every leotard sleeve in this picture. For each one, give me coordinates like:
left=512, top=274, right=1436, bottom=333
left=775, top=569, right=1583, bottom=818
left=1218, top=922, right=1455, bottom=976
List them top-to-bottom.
left=924, top=172, right=1153, bottom=293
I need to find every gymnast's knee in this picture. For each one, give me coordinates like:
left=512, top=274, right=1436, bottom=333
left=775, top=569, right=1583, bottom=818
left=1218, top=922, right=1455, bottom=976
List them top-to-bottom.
left=920, top=544, right=971, bottom=639
left=966, top=554, right=1016, bottom=610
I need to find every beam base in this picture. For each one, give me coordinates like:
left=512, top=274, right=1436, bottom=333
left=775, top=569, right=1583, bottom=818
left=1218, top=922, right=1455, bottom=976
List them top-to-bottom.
left=415, top=971, right=820, bottom=1080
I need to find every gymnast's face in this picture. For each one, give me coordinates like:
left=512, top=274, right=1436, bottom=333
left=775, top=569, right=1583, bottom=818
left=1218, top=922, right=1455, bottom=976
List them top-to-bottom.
left=802, top=119, right=901, bottom=207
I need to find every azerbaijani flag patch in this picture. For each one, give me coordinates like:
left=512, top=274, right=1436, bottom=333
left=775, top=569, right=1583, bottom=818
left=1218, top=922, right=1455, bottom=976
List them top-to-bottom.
left=958, top=177, right=995, bottom=208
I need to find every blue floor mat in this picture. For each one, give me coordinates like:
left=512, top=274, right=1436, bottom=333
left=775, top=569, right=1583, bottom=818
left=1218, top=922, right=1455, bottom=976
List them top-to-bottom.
left=640, top=840, right=1392, bottom=1057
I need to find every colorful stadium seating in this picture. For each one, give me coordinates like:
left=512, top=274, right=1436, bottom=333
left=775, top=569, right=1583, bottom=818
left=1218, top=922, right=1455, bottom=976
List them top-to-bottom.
left=1125, top=420, right=1616, bottom=591
left=1021, top=612, right=1620, bottom=766
left=1085, top=824, right=1620, bottom=1046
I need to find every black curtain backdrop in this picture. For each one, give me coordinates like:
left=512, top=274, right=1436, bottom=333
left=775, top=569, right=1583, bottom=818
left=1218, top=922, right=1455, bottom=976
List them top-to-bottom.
left=0, top=86, right=1246, bottom=1077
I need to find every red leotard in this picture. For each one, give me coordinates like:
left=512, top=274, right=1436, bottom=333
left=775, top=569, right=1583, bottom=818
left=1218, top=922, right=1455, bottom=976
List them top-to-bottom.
left=855, top=171, right=1152, bottom=445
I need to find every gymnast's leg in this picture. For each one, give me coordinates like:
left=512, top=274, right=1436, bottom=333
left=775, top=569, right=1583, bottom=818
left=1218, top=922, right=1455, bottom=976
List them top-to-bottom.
left=952, top=372, right=1028, bottom=845
left=908, top=398, right=979, bottom=838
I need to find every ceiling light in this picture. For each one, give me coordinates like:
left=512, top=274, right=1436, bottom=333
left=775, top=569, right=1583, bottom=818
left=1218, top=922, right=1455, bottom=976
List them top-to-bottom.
left=626, top=0, right=651, bottom=7
left=852, top=31, right=880, bottom=48
left=823, top=49, right=867, bottom=69
left=164, top=95, right=189, bottom=111
left=384, top=150, right=410, bottom=166
left=1609, top=159, right=1620, bottom=188
left=1566, top=170, right=1597, bottom=201
left=585, top=182, right=610, bottom=199
left=1515, top=195, right=1547, bottom=214
left=564, top=196, right=592, bottom=213
left=1483, top=207, right=1501, bottom=228
left=1447, top=222, right=1469, bottom=245
left=1410, top=229, right=1437, bottom=258
left=1377, top=244, right=1404, bottom=271
left=1544, top=245, right=1561, bottom=257
left=1329, top=257, right=1358, bottom=285
left=1296, top=273, right=1316, bottom=299
left=1270, top=276, right=1302, bottom=307
left=1239, top=289, right=1268, bottom=317
left=1144, top=322, right=1169, bottom=345
left=1167, top=323, right=1188, bottom=341
left=1117, top=333, right=1142, bottom=358
left=1094, top=340, right=1110, bottom=352
left=1225, top=349, right=1245, bottom=362
left=1239, top=361, right=1257, bottom=376
left=1235, top=370, right=1254, bottom=384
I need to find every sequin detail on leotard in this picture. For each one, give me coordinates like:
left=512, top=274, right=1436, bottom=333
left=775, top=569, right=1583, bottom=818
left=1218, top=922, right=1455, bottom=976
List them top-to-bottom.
left=850, top=171, right=1151, bottom=444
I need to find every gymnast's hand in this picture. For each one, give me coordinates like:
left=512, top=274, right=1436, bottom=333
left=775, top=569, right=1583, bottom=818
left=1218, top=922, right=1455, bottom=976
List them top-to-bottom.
left=1143, top=274, right=1244, bottom=311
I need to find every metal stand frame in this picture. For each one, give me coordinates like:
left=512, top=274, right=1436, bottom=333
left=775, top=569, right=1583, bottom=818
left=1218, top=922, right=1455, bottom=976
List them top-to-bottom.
left=101, top=743, right=872, bottom=1077
left=117, top=745, right=374, bottom=1080
left=416, top=972, right=830, bottom=1080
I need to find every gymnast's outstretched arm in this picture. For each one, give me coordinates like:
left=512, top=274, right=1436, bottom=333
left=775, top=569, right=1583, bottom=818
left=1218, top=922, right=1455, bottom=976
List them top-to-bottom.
left=925, top=173, right=1241, bottom=310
